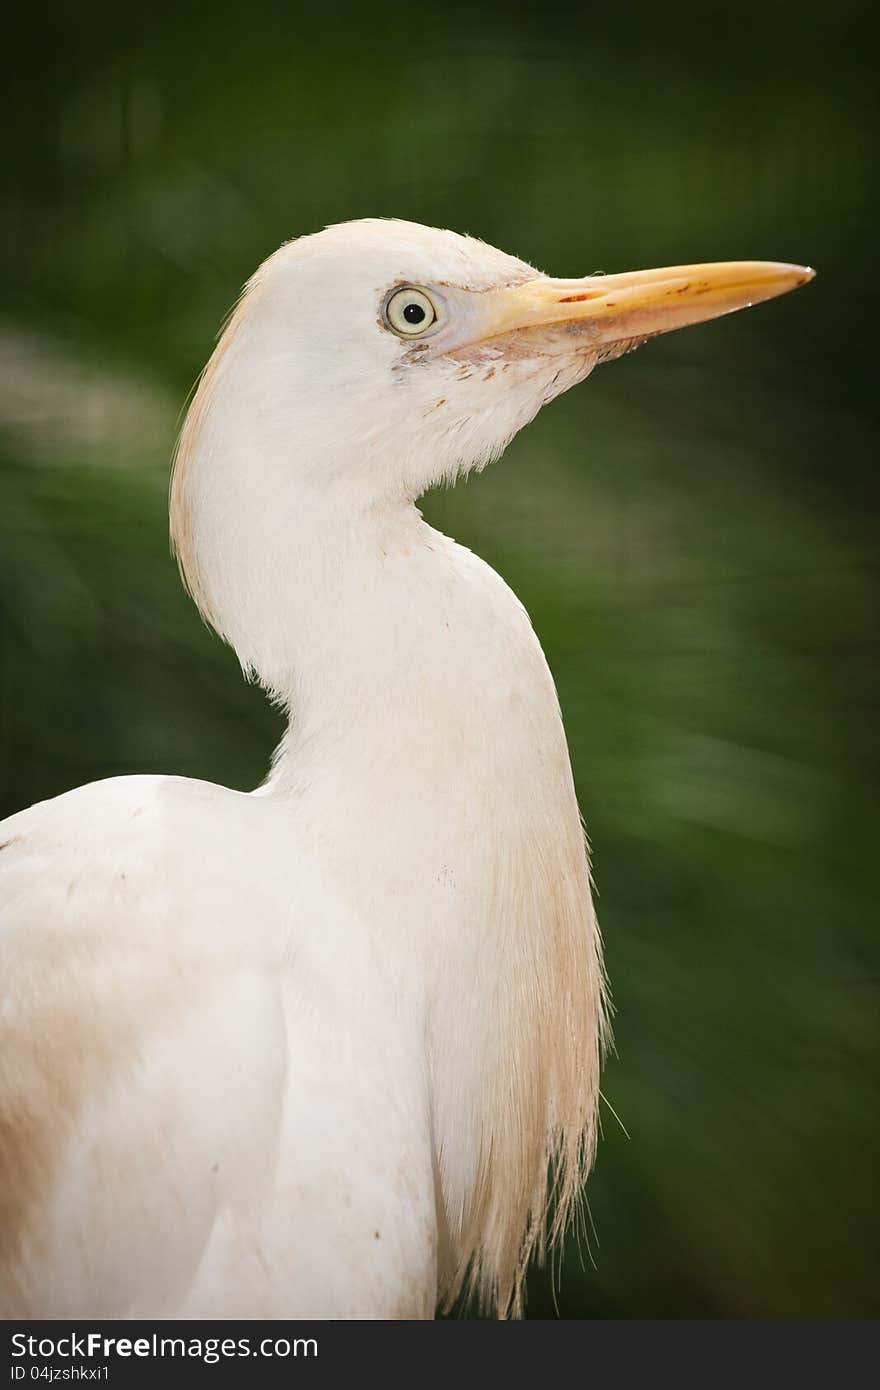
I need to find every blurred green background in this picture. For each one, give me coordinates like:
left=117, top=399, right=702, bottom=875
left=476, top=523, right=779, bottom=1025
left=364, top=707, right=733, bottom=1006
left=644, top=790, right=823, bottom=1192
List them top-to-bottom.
left=2, top=0, right=877, bottom=1318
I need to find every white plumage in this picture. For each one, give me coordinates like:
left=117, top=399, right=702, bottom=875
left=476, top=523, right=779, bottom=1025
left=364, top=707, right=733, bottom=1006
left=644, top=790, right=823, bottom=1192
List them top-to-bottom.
left=0, top=220, right=812, bottom=1318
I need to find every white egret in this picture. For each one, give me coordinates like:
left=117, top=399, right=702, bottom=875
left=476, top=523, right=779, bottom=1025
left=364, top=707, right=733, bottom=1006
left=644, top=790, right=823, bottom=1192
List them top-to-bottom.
left=0, top=220, right=813, bottom=1319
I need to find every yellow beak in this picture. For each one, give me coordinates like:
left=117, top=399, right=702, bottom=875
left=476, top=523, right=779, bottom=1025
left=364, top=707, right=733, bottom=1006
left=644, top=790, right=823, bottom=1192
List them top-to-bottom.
left=459, top=260, right=815, bottom=353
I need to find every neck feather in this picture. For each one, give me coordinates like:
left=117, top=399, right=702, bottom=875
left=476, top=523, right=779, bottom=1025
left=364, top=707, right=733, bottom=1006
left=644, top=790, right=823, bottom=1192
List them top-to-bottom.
left=173, top=407, right=608, bottom=1314
left=264, top=517, right=608, bottom=1315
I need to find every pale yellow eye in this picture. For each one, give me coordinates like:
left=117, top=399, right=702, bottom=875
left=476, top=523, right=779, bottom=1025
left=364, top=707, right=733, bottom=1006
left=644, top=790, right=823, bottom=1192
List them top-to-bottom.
left=384, top=286, right=438, bottom=337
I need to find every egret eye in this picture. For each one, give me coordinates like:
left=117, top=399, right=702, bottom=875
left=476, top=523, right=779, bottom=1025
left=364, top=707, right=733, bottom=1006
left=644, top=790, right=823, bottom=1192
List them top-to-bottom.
left=384, top=287, right=439, bottom=337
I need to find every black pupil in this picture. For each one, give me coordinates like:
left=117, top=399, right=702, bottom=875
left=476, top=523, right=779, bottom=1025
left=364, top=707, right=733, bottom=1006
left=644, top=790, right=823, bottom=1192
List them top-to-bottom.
left=403, top=301, right=426, bottom=325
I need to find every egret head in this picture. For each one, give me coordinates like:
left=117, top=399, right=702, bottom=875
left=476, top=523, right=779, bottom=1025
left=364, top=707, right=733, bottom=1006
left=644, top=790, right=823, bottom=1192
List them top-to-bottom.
left=171, top=218, right=812, bottom=681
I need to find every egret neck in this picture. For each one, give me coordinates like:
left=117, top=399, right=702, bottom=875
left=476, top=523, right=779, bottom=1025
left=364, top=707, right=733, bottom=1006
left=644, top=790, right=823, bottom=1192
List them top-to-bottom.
left=211, top=453, right=602, bottom=1316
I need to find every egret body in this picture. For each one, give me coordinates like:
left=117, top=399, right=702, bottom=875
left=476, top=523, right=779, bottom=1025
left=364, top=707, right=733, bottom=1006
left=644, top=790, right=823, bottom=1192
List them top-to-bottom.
left=0, top=220, right=812, bottom=1318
